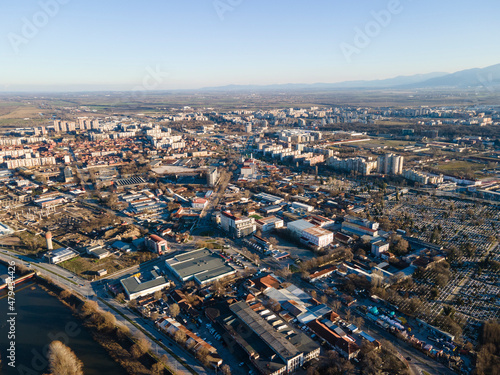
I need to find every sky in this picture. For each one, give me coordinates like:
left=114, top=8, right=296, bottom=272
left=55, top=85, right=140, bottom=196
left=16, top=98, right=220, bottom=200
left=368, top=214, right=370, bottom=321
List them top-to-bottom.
left=1, top=0, right=499, bottom=91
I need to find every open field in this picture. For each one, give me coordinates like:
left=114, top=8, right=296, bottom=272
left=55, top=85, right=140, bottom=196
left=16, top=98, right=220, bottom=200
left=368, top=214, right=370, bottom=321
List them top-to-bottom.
left=0, top=104, right=41, bottom=119
left=360, top=138, right=415, bottom=148
left=434, top=161, right=484, bottom=173
left=60, top=251, right=157, bottom=280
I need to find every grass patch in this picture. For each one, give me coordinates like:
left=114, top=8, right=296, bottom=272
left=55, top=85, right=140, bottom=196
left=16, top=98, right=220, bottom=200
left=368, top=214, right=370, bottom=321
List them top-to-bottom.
left=434, top=161, right=483, bottom=172
left=60, top=251, right=157, bottom=280
left=35, top=264, right=79, bottom=285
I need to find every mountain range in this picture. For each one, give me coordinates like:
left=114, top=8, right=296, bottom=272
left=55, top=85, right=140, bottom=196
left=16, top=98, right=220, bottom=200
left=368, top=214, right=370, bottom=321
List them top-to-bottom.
left=201, top=63, right=500, bottom=91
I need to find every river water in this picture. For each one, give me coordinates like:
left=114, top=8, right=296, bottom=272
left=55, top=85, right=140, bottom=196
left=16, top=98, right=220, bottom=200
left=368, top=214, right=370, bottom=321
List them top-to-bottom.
left=0, top=264, right=127, bottom=375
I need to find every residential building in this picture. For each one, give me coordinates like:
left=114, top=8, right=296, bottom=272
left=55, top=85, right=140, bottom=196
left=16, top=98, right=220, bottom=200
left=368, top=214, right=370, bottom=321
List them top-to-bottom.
left=377, top=154, right=404, bottom=175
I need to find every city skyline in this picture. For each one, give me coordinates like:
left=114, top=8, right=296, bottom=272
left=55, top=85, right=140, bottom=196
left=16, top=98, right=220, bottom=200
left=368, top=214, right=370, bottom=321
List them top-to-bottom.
left=1, top=0, right=500, bottom=91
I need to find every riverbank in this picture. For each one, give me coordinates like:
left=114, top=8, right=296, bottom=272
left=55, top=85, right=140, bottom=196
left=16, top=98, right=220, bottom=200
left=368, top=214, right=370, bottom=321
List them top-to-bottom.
left=0, top=259, right=172, bottom=375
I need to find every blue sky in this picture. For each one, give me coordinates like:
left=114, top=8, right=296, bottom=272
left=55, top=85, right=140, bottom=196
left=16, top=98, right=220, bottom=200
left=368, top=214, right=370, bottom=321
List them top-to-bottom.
left=1, top=0, right=499, bottom=91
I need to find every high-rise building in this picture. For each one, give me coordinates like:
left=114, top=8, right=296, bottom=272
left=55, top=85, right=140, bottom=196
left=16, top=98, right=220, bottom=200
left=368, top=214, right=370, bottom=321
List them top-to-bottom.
left=377, top=154, right=404, bottom=175
left=206, top=167, right=219, bottom=187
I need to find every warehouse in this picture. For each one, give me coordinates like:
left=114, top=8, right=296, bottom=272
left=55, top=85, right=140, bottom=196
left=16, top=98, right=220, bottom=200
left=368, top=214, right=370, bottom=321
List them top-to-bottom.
left=165, top=248, right=237, bottom=285
left=120, top=270, right=170, bottom=300
left=225, top=301, right=320, bottom=374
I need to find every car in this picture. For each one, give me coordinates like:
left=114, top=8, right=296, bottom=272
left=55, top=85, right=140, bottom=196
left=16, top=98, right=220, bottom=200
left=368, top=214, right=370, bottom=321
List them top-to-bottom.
left=406, top=357, right=411, bottom=361
left=239, top=362, right=245, bottom=367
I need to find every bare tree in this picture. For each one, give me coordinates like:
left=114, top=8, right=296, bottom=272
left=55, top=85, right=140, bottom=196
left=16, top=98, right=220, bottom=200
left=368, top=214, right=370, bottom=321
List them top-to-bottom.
left=268, top=237, right=279, bottom=247
left=154, top=290, right=163, bottom=300
left=168, top=303, right=180, bottom=318
left=345, top=309, right=352, bottom=322
left=174, top=330, right=187, bottom=344
left=130, top=338, right=150, bottom=359
left=48, top=340, right=83, bottom=375
left=151, top=362, right=164, bottom=375
left=221, top=364, right=232, bottom=375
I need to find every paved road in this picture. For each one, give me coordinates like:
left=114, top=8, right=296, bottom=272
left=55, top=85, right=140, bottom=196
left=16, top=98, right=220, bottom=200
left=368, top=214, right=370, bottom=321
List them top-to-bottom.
left=0, top=249, right=208, bottom=375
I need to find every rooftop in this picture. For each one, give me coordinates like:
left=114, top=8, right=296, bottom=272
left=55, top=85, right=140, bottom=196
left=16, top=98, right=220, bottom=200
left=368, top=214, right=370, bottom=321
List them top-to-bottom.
left=303, top=226, right=333, bottom=238
left=166, top=248, right=236, bottom=284
left=121, top=273, right=170, bottom=295
left=230, top=301, right=299, bottom=360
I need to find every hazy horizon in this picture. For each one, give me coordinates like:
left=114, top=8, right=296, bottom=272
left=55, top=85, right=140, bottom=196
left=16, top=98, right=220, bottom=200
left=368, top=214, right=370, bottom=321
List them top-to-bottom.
left=2, top=0, right=500, bottom=92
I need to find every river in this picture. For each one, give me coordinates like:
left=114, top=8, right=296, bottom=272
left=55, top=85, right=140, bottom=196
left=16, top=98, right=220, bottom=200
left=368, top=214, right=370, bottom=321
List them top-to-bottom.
left=0, top=264, right=127, bottom=375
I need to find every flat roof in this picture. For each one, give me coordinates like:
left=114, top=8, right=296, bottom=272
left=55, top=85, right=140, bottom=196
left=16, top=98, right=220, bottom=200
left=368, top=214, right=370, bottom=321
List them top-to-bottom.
left=287, top=219, right=315, bottom=231
left=303, top=226, right=333, bottom=238
left=50, top=247, right=78, bottom=258
left=166, top=248, right=236, bottom=284
left=121, top=274, right=169, bottom=295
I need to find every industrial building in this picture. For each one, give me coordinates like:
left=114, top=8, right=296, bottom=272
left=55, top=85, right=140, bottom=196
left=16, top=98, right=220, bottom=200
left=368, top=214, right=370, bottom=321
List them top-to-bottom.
left=254, top=192, right=284, bottom=205
left=256, top=216, right=284, bottom=232
left=341, top=216, right=379, bottom=238
left=287, top=219, right=333, bottom=248
left=44, top=247, right=79, bottom=264
left=165, top=248, right=237, bottom=285
left=120, top=270, right=170, bottom=300
left=218, top=301, right=320, bottom=375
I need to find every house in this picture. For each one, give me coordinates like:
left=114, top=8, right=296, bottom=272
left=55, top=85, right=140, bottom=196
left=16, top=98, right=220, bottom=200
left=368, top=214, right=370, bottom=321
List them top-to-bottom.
left=192, top=198, right=208, bottom=210
left=309, top=266, right=337, bottom=282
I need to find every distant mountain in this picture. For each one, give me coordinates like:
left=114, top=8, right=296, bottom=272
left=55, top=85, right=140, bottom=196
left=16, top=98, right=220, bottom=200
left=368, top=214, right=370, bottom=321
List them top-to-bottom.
left=407, top=63, right=500, bottom=89
left=201, top=64, right=500, bottom=91
left=201, top=72, right=448, bottom=91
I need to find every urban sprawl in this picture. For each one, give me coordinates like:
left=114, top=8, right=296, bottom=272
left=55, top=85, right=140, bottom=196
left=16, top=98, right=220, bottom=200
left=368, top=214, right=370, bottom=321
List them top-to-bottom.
left=1, top=102, right=499, bottom=375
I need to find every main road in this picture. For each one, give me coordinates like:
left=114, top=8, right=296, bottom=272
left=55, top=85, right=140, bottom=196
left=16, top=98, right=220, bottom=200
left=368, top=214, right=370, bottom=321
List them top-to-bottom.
left=0, top=249, right=209, bottom=375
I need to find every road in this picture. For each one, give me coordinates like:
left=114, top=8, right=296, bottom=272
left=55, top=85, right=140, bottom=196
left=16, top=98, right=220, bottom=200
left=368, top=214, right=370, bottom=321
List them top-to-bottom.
left=192, top=168, right=231, bottom=234
left=0, top=249, right=209, bottom=375
left=288, top=274, right=456, bottom=375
